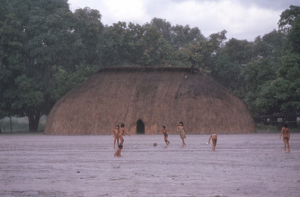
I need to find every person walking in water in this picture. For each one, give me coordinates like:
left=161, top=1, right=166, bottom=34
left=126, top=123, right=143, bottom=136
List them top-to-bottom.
left=177, top=122, right=186, bottom=146
left=119, top=123, right=130, bottom=145
left=280, top=123, right=290, bottom=152
left=113, top=125, right=120, bottom=148
left=158, top=126, right=170, bottom=145
left=208, top=134, right=217, bottom=151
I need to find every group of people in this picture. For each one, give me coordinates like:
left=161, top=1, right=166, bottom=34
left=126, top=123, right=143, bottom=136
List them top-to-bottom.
left=113, top=121, right=218, bottom=157
left=114, top=122, right=291, bottom=157
left=157, top=122, right=186, bottom=146
left=157, top=122, right=218, bottom=150
left=113, top=123, right=130, bottom=157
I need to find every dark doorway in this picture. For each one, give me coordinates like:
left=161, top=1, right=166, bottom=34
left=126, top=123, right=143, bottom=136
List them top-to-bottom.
left=136, top=119, right=145, bottom=134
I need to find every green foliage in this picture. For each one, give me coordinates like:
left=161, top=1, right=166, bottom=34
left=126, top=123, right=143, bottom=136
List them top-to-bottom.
left=0, top=0, right=102, bottom=131
left=1, top=1, right=299, bottom=129
left=278, top=5, right=300, bottom=32
left=278, top=5, right=300, bottom=53
left=72, top=7, right=103, bottom=65
left=287, top=17, right=300, bottom=53
left=147, top=18, right=172, bottom=43
left=99, top=22, right=175, bottom=67
left=170, top=25, right=205, bottom=49
left=174, top=30, right=227, bottom=74
left=243, top=53, right=300, bottom=117
left=275, top=54, right=300, bottom=114
left=243, top=58, right=275, bottom=114
left=51, top=64, right=98, bottom=101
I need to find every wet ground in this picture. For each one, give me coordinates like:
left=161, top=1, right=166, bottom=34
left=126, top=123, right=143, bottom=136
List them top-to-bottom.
left=0, top=134, right=299, bottom=197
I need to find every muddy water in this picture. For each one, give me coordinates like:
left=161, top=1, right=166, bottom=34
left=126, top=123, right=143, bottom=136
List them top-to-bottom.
left=0, top=134, right=299, bottom=197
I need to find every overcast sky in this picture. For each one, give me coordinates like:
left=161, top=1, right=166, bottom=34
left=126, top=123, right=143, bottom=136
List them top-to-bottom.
left=68, top=0, right=300, bottom=41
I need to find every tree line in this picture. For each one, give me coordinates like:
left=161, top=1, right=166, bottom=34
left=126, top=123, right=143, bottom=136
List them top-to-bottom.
left=0, top=0, right=299, bottom=131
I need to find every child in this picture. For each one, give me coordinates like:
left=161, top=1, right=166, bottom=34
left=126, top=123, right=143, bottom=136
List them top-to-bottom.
left=177, top=122, right=186, bottom=146
left=119, top=123, right=130, bottom=145
left=280, top=124, right=290, bottom=152
left=113, top=125, right=120, bottom=148
left=158, top=126, right=170, bottom=145
left=208, top=134, right=217, bottom=150
left=114, top=144, right=123, bottom=157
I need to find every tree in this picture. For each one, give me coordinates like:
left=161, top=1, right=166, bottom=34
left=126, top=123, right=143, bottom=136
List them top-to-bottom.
left=0, top=0, right=101, bottom=131
left=0, top=0, right=27, bottom=120
left=278, top=5, right=300, bottom=32
left=278, top=5, right=300, bottom=53
left=72, top=7, right=103, bottom=66
left=287, top=16, right=300, bottom=53
left=146, top=18, right=172, bottom=43
left=99, top=22, right=174, bottom=67
left=99, top=22, right=128, bottom=67
left=170, top=24, right=205, bottom=49
left=136, top=25, right=174, bottom=66
left=175, top=30, right=227, bottom=75
left=242, top=52, right=300, bottom=117
left=210, top=53, right=245, bottom=97
left=273, top=53, right=300, bottom=116
left=243, top=58, right=277, bottom=114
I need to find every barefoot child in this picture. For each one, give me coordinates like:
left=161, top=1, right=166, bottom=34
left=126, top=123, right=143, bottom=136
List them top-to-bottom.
left=177, top=122, right=186, bottom=146
left=119, top=123, right=130, bottom=145
left=280, top=124, right=290, bottom=152
left=113, top=125, right=120, bottom=148
left=158, top=126, right=170, bottom=145
left=208, top=134, right=217, bottom=150
left=114, top=144, right=123, bottom=157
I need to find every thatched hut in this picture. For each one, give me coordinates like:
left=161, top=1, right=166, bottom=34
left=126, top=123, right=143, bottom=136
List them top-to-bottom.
left=44, top=66, right=255, bottom=135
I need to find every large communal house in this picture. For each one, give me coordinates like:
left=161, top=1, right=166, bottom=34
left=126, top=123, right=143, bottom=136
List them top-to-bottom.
left=44, top=66, right=255, bottom=135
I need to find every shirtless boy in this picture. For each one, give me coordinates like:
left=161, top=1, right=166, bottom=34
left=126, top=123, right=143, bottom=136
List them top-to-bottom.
left=119, top=123, right=130, bottom=145
left=280, top=124, right=290, bottom=152
left=113, top=125, right=120, bottom=148
left=158, top=126, right=170, bottom=145
left=208, top=134, right=217, bottom=151
left=114, top=144, right=123, bottom=157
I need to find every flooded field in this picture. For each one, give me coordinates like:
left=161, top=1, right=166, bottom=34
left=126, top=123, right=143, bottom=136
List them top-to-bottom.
left=0, top=134, right=299, bottom=197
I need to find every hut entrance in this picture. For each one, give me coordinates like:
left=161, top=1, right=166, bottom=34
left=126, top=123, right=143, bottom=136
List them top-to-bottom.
left=136, top=119, right=145, bottom=134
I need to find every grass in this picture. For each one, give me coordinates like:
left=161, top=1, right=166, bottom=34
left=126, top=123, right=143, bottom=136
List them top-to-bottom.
left=0, top=116, right=47, bottom=133
left=255, top=123, right=278, bottom=130
left=255, top=123, right=300, bottom=133
left=255, top=123, right=281, bottom=133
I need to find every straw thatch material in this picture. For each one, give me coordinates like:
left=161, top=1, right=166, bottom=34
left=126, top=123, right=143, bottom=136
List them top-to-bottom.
left=45, top=66, right=255, bottom=135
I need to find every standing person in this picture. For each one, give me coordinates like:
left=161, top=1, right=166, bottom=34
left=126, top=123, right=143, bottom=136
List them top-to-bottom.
left=177, top=122, right=186, bottom=146
left=119, top=123, right=130, bottom=145
left=280, top=124, right=290, bottom=152
left=113, top=125, right=120, bottom=148
left=158, top=126, right=170, bottom=145
left=208, top=134, right=218, bottom=151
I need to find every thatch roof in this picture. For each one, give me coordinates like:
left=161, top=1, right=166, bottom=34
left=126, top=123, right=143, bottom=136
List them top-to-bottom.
left=45, top=66, right=255, bottom=135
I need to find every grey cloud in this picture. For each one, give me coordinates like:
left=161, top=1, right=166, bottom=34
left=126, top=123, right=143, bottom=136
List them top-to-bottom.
left=71, top=0, right=299, bottom=41
left=170, top=0, right=300, bottom=10
left=233, top=0, right=300, bottom=10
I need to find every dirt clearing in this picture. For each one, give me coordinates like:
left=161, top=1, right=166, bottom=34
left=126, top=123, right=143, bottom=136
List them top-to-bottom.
left=0, top=134, right=299, bottom=196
